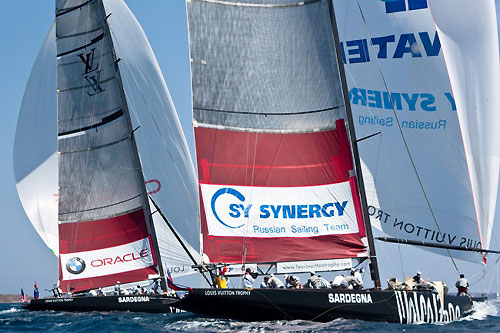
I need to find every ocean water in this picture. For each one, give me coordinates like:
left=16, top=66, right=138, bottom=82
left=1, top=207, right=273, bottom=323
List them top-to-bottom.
left=0, top=299, right=499, bottom=332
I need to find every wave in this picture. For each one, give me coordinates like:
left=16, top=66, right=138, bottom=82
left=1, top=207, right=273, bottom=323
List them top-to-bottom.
left=462, top=298, right=500, bottom=321
left=0, top=307, right=20, bottom=314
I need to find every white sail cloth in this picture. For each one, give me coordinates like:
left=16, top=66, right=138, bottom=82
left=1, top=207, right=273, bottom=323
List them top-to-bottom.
left=104, top=0, right=201, bottom=276
left=333, top=0, right=489, bottom=262
left=429, top=0, right=500, bottom=253
left=14, top=24, right=58, bottom=255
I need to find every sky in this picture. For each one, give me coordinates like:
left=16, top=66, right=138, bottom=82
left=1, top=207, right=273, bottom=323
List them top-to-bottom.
left=1, top=0, right=500, bottom=296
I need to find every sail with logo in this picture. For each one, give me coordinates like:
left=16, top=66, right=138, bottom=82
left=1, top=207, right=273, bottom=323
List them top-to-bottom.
left=15, top=0, right=198, bottom=312
left=174, top=0, right=497, bottom=324
left=188, top=0, right=371, bottom=274
left=332, top=0, right=499, bottom=265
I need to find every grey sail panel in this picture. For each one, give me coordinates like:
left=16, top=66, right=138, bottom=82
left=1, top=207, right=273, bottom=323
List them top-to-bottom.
left=56, top=0, right=145, bottom=223
left=188, top=0, right=346, bottom=132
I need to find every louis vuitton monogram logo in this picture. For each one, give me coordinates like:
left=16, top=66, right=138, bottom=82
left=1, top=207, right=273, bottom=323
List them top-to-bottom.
left=78, top=48, right=105, bottom=96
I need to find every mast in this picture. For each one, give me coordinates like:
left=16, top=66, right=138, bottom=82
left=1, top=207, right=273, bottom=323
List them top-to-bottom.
left=97, top=0, right=167, bottom=291
left=326, top=0, right=381, bottom=288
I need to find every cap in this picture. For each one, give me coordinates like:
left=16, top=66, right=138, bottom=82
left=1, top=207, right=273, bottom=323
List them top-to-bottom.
left=310, top=271, right=315, bottom=275
left=417, top=271, right=421, bottom=276
left=284, top=274, right=289, bottom=280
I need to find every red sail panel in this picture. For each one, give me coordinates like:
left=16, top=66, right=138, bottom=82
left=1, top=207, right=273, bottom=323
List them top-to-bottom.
left=196, top=120, right=367, bottom=264
left=58, top=209, right=158, bottom=292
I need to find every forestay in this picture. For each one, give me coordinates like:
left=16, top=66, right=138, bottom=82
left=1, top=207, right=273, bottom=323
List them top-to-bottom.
left=187, top=0, right=368, bottom=265
left=333, top=0, right=485, bottom=261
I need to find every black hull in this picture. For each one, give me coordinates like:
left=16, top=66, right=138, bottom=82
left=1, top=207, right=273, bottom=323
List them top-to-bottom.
left=175, top=288, right=485, bottom=324
left=22, top=295, right=180, bottom=313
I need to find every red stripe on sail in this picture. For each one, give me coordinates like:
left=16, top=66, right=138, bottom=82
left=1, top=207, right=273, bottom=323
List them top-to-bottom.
left=195, top=120, right=353, bottom=187
left=196, top=123, right=367, bottom=263
left=59, top=209, right=150, bottom=253
left=59, top=265, right=157, bottom=293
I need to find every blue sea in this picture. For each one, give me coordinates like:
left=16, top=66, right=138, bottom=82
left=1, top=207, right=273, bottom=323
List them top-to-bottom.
left=1, top=299, right=499, bottom=332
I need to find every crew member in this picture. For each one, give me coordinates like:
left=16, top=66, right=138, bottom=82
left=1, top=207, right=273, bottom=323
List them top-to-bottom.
left=216, top=267, right=229, bottom=288
left=243, top=268, right=255, bottom=289
left=353, top=269, right=364, bottom=289
left=304, top=271, right=319, bottom=289
left=413, top=271, right=422, bottom=284
left=267, top=274, right=285, bottom=288
left=331, top=274, right=344, bottom=289
left=340, top=274, right=359, bottom=289
left=455, top=274, right=469, bottom=296
left=284, top=275, right=301, bottom=289
left=315, top=275, right=330, bottom=289
left=261, top=276, right=270, bottom=288
left=152, top=280, right=160, bottom=294
left=114, top=281, right=122, bottom=295
left=33, top=282, right=39, bottom=299
left=96, top=288, right=104, bottom=296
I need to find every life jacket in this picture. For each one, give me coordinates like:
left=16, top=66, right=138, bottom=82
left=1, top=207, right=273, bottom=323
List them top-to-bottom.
left=216, top=275, right=228, bottom=288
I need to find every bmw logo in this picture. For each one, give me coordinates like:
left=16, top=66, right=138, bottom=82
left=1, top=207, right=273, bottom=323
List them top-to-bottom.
left=66, top=257, right=86, bottom=275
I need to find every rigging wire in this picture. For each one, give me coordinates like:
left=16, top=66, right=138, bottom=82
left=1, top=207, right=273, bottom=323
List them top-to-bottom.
left=355, top=1, right=460, bottom=273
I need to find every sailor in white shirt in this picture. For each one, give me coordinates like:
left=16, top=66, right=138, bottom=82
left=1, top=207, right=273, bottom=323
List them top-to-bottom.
left=243, top=268, right=255, bottom=289
left=353, top=269, right=364, bottom=289
left=304, top=271, right=319, bottom=289
left=267, top=274, right=285, bottom=288
left=330, top=274, right=345, bottom=288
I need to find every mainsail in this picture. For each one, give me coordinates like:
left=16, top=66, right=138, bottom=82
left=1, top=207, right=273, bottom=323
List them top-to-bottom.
left=55, top=0, right=161, bottom=291
left=187, top=0, right=370, bottom=270
left=332, top=0, right=495, bottom=262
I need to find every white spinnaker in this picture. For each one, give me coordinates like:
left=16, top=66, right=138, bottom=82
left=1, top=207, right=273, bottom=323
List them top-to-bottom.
left=104, top=0, right=201, bottom=276
left=333, top=0, right=481, bottom=261
left=429, top=0, right=500, bottom=253
left=14, top=1, right=201, bottom=275
left=13, top=24, right=58, bottom=255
